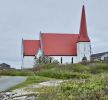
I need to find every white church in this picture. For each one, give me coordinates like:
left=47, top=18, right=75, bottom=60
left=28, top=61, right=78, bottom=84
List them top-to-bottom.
left=22, top=4, right=91, bottom=68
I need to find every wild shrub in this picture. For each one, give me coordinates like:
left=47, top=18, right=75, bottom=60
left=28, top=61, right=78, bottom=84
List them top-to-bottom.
left=89, top=63, right=108, bottom=74
left=0, top=69, right=33, bottom=76
left=35, top=69, right=90, bottom=79
left=37, top=74, right=108, bottom=100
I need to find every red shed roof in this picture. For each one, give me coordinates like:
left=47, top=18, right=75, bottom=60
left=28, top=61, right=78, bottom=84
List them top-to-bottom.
left=41, top=33, right=79, bottom=56
left=23, top=40, right=40, bottom=56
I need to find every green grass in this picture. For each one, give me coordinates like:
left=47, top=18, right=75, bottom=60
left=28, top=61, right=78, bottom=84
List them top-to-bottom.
left=1, top=62, right=108, bottom=99
left=31, top=62, right=108, bottom=99
left=34, top=63, right=108, bottom=79
left=89, top=63, right=108, bottom=74
left=34, top=64, right=91, bottom=79
left=0, top=69, right=33, bottom=76
left=36, top=69, right=90, bottom=79
left=34, top=73, right=108, bottom=100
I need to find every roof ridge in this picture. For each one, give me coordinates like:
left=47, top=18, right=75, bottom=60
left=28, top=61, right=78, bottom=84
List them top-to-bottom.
left=42, top=33, right=79, bottom=35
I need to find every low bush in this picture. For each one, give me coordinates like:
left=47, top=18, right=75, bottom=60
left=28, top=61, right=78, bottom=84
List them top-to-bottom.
left=43, top=63, right=57, bottom=69
left=89, top=63, right=108, bottom=74
left=59, top=64, right=89, bottom=72
left=0, top=69, right=33, bottom=76
left=35, top=69, right=90, bottom=79
left=37, top=74, right=108, bottom=100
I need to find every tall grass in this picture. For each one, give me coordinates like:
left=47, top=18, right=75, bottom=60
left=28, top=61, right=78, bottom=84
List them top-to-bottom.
left=1, top=62, right=108, bottom=99
left=34, top=63, right=108, bottom=79
left=89, top=63, right=108, bottom=74
left=0, top=69, right=33, bottom=76
left=35, top=69, right=90, bottom=79
left=37, top=74, right=108, bottom=100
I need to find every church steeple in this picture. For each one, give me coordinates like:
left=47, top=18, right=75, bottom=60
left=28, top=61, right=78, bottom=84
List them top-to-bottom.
left=78, top=4, right=90, bottom=42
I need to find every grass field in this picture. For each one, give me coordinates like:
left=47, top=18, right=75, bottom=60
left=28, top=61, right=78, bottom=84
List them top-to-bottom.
left=1, top=62, right=108, bottom=99
left=34, top=62, right=108, bottom=100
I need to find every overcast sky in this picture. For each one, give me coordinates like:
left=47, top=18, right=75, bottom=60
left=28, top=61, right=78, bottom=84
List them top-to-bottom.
left=0, top=0, right=108, bottom=69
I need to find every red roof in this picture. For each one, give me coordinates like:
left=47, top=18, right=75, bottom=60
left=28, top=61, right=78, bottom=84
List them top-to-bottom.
left=78, top=5, right=90, bottom=42
left=42, top=33, right=79, bottom=56
left=23, top=40, right=40, bottom=56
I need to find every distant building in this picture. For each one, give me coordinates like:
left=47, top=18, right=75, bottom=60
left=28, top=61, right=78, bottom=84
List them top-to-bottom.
left=22, top=4, right=91, bottom=68
left=91, top=52, right=108, bottom=62
left=0, top=63, right=11, bottom=70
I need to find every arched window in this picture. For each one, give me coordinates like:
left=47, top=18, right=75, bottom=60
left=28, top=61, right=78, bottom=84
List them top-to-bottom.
left=82, top=56, right=87, bottom=62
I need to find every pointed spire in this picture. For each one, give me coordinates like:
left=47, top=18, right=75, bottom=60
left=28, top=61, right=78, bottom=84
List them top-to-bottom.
left=78, top=4, right=90, bottom=42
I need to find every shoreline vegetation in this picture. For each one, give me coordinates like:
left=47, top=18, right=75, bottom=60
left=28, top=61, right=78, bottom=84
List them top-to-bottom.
left=0, top=62, right=108, bottom=99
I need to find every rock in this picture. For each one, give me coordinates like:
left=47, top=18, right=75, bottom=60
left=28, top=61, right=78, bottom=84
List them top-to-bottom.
left=12, top=88, right=38, bottom=97
left=0, top=92, right=36, bottom=100
left=5, top=92, right=15, bottom=97
left=0, top=94, right=4, bottom=100
left=12, top=96, right=36, bottom=100
left=13, top=96, right=27, bottom=100
left=25, top=96, right=36, bottom=100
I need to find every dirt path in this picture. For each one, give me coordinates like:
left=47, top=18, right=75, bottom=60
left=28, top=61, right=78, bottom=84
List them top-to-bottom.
left=0, top=80, right=65, bottom=100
